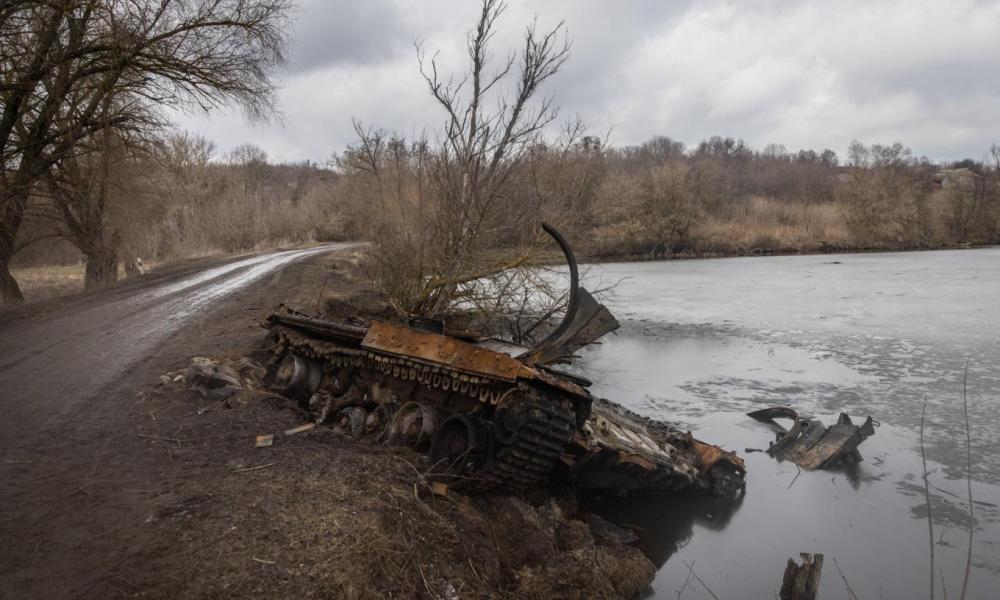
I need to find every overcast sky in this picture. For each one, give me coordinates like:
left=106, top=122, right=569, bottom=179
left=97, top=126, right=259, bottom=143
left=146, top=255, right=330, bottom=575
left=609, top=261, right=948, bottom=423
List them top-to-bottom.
left=173, top=0, right=1000, bottom=164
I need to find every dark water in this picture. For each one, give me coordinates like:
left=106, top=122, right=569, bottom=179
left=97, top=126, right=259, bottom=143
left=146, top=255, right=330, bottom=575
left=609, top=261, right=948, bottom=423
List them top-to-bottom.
left=575, top=248, right=1000, bottom=599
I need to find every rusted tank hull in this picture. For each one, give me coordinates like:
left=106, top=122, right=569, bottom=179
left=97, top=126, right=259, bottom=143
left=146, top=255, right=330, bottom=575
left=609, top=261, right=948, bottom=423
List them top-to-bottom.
left=262, top=222, right=744, bottom=497
left=267, top=312, right=745, bottom=497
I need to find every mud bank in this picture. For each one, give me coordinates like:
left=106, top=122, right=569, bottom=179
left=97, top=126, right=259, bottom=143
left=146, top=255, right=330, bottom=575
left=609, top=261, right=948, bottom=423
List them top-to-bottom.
left=582, top=241, right=996, bottom=265
left=134, top=367, right=656, bottom=599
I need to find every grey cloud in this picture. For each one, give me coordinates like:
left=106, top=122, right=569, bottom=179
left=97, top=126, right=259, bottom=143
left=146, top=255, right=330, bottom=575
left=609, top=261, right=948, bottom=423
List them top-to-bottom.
left=175, top=0, right=1000, bottom=163
left=286, top=0, right=411, bottom=72
left=543, top=1, right=697, bottom=120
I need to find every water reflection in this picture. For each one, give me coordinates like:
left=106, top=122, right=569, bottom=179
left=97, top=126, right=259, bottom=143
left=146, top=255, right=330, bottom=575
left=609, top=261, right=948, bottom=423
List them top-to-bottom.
left=838, top=460, right=863, bottom=491
left=592, top=491, right=746, bottom=568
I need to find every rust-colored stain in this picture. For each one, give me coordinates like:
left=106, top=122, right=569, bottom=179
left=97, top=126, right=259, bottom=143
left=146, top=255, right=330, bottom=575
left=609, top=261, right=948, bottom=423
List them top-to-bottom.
left=361, top=321, right=589, bottom=397
left=363, top=321, right=530, bottom=381
left=689, top=437, right=745, bottom=472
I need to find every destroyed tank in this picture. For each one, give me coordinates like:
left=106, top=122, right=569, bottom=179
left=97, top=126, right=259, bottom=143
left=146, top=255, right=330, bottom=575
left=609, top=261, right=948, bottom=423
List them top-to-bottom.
left=265, top=224, right=745, bottom=497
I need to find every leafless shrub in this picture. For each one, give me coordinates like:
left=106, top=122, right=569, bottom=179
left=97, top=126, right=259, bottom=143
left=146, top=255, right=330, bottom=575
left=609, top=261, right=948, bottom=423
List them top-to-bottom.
left=340, top=0, right=574, bottom=321
left=145, top=135, right=345, bottom=259
left=590, top=163, right=699, bottom=258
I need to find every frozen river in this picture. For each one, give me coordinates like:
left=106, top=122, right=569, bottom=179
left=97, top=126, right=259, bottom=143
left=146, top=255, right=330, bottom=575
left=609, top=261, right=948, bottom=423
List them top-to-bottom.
left=574, top=248, right=1000, bottom=599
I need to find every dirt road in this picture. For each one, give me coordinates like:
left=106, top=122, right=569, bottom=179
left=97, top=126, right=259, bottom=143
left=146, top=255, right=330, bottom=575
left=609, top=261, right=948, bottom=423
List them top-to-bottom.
left=0, top=244, right=356, bottom=599
left=0, top=245, right=350, bottom=433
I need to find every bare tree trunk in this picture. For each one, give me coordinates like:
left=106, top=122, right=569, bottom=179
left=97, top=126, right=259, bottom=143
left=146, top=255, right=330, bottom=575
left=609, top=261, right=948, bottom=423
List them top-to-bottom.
left=0, top=0, right=291, bottom=292
left=0, top=183, right=28, bottom=304
left=83, top=247, right=118, bottom=288
left=0, top=255, right=23, bottom=304
left=780, top=553, right=823, bottom=600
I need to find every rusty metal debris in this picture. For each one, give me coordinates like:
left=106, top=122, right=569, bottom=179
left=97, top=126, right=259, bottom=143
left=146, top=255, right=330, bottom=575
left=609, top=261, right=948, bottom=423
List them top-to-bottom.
left=263, top=223, right=745, bottom=497
left=519, top=223, right=619, bottom=366
left=335, top=406, right=367, bottom=436
left=748, top=406, right=876, bottom=469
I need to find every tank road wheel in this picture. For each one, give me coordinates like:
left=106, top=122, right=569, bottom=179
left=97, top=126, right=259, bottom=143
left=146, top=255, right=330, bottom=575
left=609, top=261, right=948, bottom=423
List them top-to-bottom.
left=272, top=354, right=322, bottom=406
left=492, top=389, right=526, bottom=445
left=386, top=402, right=438, bottom=449
left=336, top=406, right=367, bottom=437
left=429, top=415, right=494, bottom=481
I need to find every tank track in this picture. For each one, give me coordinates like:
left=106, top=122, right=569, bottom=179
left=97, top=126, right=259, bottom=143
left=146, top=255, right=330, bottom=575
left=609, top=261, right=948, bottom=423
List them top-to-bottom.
left=272, top=328, right=580, bottom=495
left=456, top=390, right=575, bottom=495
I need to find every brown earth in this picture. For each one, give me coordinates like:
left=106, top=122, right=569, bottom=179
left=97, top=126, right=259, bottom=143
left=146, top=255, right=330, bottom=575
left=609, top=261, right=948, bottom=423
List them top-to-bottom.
left=0, top=247, right=655, bottom=600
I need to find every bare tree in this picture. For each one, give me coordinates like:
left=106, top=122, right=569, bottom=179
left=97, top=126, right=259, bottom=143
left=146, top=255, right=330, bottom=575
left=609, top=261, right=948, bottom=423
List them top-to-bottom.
left=0, top=0, right=290, bottom=304
left=346, top=0, right=571, bottom=318
left=158, top=131, right=217, bottom=174
left=44, top=138, right=127, bottom=287
left=839, top=141, right=933, bottom=247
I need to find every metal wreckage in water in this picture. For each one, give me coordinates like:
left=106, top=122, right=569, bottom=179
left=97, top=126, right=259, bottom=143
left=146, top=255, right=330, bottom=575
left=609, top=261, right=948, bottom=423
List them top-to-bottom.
left=264, top=224, right=746, bottom=497
left=748, top=406, right=876, bottom=470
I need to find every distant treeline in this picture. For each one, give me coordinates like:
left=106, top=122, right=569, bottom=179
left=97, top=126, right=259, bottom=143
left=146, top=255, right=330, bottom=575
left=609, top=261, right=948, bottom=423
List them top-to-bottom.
left=16, top=132, right=1000, bottom=276
left=335, top=132, right=1000, bottom=261
left=14, top=133, right=345, bottom=272
left=582, top=136, right=1000, bottom=258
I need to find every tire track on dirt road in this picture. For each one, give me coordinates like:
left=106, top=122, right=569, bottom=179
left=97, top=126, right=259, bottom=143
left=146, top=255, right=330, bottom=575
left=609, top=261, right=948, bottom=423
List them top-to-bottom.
left=0, top=244, right=356, bottom=436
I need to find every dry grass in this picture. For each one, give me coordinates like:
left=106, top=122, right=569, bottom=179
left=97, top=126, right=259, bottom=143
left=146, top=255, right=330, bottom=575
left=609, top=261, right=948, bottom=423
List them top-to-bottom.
left=589, top=194, right=857, bottom=258
left=695, top=196, right=853, bottom=253
left=11, top=260, right=168, bottom=303
left=12, top=264, right=86, bottom=302
left=130, top=375, right=657, bottom=600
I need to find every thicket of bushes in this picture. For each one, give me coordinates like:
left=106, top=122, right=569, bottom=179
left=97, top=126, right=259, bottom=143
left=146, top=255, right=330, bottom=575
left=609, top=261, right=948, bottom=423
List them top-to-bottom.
left=335, top=133, right=1000, bottom=262
left=13, top=134, right=346, bottom=269
left=581, top=137, right=1000, bottom=258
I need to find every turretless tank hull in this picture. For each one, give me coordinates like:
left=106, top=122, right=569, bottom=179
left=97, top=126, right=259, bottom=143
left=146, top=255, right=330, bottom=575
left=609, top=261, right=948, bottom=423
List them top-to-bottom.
left=265, top=224, right=745, bottom=497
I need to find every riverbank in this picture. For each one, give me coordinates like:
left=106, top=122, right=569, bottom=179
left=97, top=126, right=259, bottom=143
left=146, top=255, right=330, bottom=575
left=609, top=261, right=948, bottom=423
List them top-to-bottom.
left=581, top=239, right=986, bottom=264
left=0, top=247, right=662, bottom=600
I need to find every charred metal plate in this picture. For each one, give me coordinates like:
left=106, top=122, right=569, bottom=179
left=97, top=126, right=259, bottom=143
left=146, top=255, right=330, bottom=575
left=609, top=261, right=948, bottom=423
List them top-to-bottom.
left=523, top=287, right=620, bottom=365
left=268, top=307, right=367, bottom=343
left=362, top=321, right=530, bottom=381
left=531, top=367, right=589, bottom=398
left=569, top=398, right=746, bottom=496
left=748, top=407, right=876, bottom=470
left=797, top=415, right=875, bottom=469
left=689, top=438, right=742, bottom=472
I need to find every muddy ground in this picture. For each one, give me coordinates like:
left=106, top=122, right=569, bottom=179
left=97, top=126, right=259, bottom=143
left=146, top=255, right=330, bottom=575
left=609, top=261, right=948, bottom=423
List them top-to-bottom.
left=0, top=248, right=655, bottom=600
